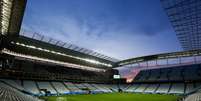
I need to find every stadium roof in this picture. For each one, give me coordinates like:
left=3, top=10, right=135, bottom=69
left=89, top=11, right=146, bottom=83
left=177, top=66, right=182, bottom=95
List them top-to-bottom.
left=0, top=0, right=26, bottom=36
left=0, top=0, right=119, bottom=71
left=4, top=0, right=201, bottom=72
left=161, top=0, right=201, bottom=50
left=20, top=30, right=119, bottom=63
left=6, top=35, right=117, bottom=68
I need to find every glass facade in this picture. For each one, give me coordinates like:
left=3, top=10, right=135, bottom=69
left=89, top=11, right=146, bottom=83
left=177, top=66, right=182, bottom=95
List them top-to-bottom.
left=161, top=0, right=201, bottom=50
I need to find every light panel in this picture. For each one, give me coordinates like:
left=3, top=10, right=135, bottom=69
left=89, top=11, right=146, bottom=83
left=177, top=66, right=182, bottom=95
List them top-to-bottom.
left=1, top=0, right=13, bottom=35
left=13, top=42, right=113, bottom=67
left=1, top=48, right=106, bottom=72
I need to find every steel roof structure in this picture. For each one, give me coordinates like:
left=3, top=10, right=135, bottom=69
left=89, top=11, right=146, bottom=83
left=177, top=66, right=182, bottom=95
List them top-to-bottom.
left=0, top=0, right=118, bottom=72
left=3, top=0, right=201, bottom=71
left=161, top=0, right=201, bottom=50
left=20, top=30, right=119, bottom=63
left=116, top=49, right=201, bottom=67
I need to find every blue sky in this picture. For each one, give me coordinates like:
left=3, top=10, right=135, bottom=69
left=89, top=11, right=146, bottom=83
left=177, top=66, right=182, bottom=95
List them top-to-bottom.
left=21, top=0, right=182, bottom=60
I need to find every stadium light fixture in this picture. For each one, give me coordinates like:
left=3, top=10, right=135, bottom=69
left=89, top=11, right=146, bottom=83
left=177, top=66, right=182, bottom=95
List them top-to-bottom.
left=1, top=0, right=13, bottom=35
left=13, top=42, right=113, bottom=67
left=1, top=48, right=106, bottom=72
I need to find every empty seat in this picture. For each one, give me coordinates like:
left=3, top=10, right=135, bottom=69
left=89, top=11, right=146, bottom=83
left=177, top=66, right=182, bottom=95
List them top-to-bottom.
left=183, top=67, right=200, bottom=81
left=169, top=68, right=183, bottom=81
left=158, top=69, right=169, bottom=81
left=135, top=70, right=150, bottom=82
left=148, top=70, right=160, bottom=81
left=0, top=79, right=25, bottom=91
left=23, top=81, right=40, bottom=95
left=37, top=81, right=57, bottom=94
left=0, top=82, right=42, bottom=101
left=51, top=82, right=70, bottom=94
left=64, top=82, right=82, bottom=93
left=82, top=83, right=101, bottom=92
left=169, top=83, right=184, bottom=94
left=185, top=83, right=196, bottom=94
left=91, top=84, right=112, bottom=93
left=109, top=84, right=119, bottom=92
left=119, top=84, right=129, bottom=91
left=125, top=84, right=140, bottom=92
left=134, top=84, right=148, bottom=93
left=144, top=84, right=159, bottom=93
left=156, top=84, right=170, bottom=94
left=184, top=92, right=201, bottom=101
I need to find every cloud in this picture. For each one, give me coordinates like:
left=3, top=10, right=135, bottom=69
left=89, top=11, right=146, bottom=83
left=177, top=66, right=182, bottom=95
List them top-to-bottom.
left=21, top=0, right=181, bottom=60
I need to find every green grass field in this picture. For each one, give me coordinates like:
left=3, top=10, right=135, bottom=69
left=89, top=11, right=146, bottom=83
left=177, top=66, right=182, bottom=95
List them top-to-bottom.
left=41, top=93, right=181, bottom=101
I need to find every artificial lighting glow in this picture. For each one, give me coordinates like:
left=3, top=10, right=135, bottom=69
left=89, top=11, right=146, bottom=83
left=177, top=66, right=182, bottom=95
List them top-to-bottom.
left=1, top=0, right=13, bottom=35
left=13, top=42, right=112, bottom=67
left=1, top=48, right=106, bottom=72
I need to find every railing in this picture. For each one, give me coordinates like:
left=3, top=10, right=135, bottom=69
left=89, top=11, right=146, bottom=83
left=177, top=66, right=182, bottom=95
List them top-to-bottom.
left=19, top=29, right=118, bottom=62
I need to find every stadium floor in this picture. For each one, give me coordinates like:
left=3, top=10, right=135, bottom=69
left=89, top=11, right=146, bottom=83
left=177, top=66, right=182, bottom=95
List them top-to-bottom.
left=40, top=93, right=181, bottom=101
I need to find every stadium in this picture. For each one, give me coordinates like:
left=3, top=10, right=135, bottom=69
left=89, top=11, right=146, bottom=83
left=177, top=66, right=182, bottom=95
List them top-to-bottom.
left=0, top=0, right=201, bottom=101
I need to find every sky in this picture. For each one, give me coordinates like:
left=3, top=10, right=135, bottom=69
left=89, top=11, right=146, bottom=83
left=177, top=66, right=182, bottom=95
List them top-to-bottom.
left=21, top=0, right=182, bottom=60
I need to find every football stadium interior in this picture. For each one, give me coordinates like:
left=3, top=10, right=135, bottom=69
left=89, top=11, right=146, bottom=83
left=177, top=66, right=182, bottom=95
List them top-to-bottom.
left=0, top=0, right=201, bottom=101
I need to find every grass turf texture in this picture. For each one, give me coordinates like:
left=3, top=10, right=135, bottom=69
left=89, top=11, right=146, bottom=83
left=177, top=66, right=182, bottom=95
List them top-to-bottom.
left=41, top=93, right=181, bottom=101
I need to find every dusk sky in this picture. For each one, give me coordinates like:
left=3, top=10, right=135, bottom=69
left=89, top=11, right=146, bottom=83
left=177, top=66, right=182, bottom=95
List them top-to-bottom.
left=21, top=0, right=182, bottom=60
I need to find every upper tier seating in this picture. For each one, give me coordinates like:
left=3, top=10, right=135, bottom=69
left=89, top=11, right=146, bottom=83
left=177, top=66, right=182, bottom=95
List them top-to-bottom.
left=134, top=64, right=201, bottom=82
left=183, top=66, right=201, bottom=81
left=158, top=68, right=170, bottom=81
left=168, top=68, right=183, bottom=81
left=148, top=69, right=160, bottom=81
left=135, top=71, right=150, bottom=82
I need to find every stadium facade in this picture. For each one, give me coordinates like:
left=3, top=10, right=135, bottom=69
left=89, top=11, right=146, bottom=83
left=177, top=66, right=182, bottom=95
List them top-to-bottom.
left=0, top=0, right=201, bottom=101
left=161, top=0, right=201, bottom=50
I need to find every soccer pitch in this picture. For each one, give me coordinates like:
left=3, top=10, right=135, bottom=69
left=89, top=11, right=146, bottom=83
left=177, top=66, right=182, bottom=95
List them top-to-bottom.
left=41, top=93, right=181, bottom=101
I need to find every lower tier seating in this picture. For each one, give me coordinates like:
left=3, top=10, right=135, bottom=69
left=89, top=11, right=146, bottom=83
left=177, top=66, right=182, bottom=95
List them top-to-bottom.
left=1, top=78, right=201, bottom=96
left=23, top=80, right=40, bottom=95
left=0, top=82, right=42, bottom=101
left=37, top=82, right=57, bottom=95
left=51, top=82, right=70, bottom=94
left=125, top=83, right=201, bottom=95
left=169, top=83, right=184, bottom=94
left=144, top=84, right=159, bottom=93
left=155, top=84, right=170, bottom=94
left=184, top=92, right=201, bottom=101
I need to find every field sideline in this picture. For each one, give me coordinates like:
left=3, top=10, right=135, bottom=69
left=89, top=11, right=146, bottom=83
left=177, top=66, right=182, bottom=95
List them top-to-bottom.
left=40, top=93, right=181, bottom=101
